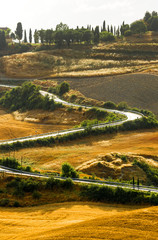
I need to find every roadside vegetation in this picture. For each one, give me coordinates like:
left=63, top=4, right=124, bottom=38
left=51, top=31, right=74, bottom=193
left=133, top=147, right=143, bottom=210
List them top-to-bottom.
left=0, top=173, right=158, bottom=207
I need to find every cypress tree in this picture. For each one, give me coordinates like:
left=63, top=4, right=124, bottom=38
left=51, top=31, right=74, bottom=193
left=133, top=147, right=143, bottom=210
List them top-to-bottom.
left=103, top=20, right=106, bottom=31
left=15, top=22, right=23, bottom=43
left=111, top=25, right=113, bottom=34
left=94, top=26, right=100, bottom=44
left=29, top=28, right=32, bottom=43
left=24, top=30, right=27, bottom=43
left=34, top=30, right=39, bottom=43
left=0, top=31, right=7, bottom=50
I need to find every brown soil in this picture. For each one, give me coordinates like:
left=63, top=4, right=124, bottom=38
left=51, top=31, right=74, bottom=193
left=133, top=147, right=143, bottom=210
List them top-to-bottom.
left=55, top=73, right=158, bottom=117
left=0, top=203, right=157, bottom=240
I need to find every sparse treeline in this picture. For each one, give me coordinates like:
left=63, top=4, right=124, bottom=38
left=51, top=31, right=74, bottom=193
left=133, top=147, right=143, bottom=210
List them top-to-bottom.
left=1, top=10, right=158, bottom=51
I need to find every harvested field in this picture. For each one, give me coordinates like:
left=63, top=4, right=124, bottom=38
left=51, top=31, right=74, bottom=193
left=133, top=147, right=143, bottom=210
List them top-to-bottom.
left=55, top=73, right=158, bottom=117
left=0, top=107, right=85, bottom=140
left=3, top=129, right=158, bottom=172
left=0, top=202, right=157, bottom=240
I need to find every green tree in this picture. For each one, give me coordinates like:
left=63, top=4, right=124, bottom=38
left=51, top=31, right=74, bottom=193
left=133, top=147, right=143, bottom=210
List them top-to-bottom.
left=144, top=11, right=151, bottom=23
left=147, top=16, right=158, bottom=31
left=103, top=20, right=106, bottom=31
left=130, top=20, right=147, bottom=34
left=15, top=22, right=23, bottom=43
left=56, top=22, right=69, bottom=31
left=120, top=22, right=129, bottom=35
left=94, top=26, right=100, bottom=44
left=29, top=29, right=32, bottom=43
left=38, top=29, right=45, bottom=43
left=45, top=29, right=53, bottom=44
left=64, top=29, right=74, bottom=47
left=82, top=29, right=93, bottom=44
left=24, top=30, right=27, bottom=43
left=34, top=30, right=39, bottom=43
left=0, top=31, right=7, bottom=50
left=54, top=31, right=64, bottom=48
left=100, top=31, right=115, bottom=42
left=57, top=81, right=70, bottom=96
left=61, top=163, right=79, bottom=178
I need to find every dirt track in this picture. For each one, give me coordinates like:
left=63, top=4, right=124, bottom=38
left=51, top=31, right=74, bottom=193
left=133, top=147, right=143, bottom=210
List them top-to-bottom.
left=55, top=73, right=158, bottom=117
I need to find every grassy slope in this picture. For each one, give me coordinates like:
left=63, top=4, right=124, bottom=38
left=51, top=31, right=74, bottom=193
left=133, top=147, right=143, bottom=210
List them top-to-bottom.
left=0, top=43, right=158, bottom=79
left=0, top=203, right=157, bottom=240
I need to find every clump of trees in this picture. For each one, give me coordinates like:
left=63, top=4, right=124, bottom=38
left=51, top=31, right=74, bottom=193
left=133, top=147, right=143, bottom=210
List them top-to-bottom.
left=48, top=81, right=70, bottom=96
left=0, top=82, right=62, bottom=111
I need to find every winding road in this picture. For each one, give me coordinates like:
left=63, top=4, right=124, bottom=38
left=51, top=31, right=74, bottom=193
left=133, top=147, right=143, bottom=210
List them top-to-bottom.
left=0, top=83, right=158, bottom=193
left=0, top=87, right=142, bottom=145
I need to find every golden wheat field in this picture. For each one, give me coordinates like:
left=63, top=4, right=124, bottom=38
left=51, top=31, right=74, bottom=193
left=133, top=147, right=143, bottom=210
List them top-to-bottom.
left=0, top=202, right=158, bottom=240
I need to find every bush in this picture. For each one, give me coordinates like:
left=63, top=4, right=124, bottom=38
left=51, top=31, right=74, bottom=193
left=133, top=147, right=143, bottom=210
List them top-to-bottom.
left=124, top=30, right=132, bottom=36
left=100, top=31, right=115, bottom=42
left=102, top=101, right=117, bottom=109
left=61, top=163, right=79, bottom=178
left=45, top=177, right=60, bottom=190
left=61, top=178, right=74, bottom=189
left=32, top=191, right=42, bottom=200
left=0, top=198, right=10, bottom=206
left=13, top=201, right=21, bottom=207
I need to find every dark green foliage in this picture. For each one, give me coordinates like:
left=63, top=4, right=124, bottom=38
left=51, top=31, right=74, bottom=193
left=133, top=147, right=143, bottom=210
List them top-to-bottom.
left=147, top=16, right=158, bottom=31
left=130, top=20, right=147, bottom=34
left=15, top=22, right=23, bottom=43
left=120, top=22, right=130, bottom=36
left=94, top=26, right=100, bottom=44
left=29, top=28, right=32, bottom=43
left=24, top=30, right=27, bottom=43
left=0, top=31, right=7, bottom=50
left=100, top=31, right=115, bottom=42
left=57, top=81, right=70, bottom=96
left=0, top=82, right=58, bottom=112
left=102, top=101, right=117, bottom=109
left=117, top=101, right=129, bottom=110
left=85, top=107, right=108, bottom=120
left=0, top=157, right=20, bottom=169
left=133, top=160, right=158, bottom=186
left=61, top=163, right=79, bottom=178
left=45, top=177, right=60, bottom=190
left=61, top=178, right=74, bottom=189
left=80, top=184, right=150, bottom=204
left=32, top=191, right=42, bottom=200
left=0, top=198, right=10, bottom=206
left=13, top=201, right=21, bottom=207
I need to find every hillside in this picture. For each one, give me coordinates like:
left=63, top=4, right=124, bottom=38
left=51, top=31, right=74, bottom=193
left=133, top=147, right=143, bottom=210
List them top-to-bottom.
left=0, top=43, right=158, bottom=79
left=56, top=73, right=158, bottom=117
left=0, top=203, right=158, bottom=240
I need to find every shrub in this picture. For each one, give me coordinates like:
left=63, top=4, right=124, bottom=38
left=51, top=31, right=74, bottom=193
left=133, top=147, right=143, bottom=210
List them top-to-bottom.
left=100, top=31, right=115, bottom=42
left=102, top=101, right=117, bottom=109
left=61, top=163, right=79, bottom=178
left=45, top=177, right=60, bottom=190
left=61, top=178, right=74, bottom=189
left=32, top=191, right=42, bottom=200
left=0, top=198, right=10, bottom=206
left=13, top=201, right=21, bottom=207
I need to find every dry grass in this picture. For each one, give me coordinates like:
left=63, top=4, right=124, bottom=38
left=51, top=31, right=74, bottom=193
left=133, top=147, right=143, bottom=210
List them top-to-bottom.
left=1, top=43, right=158, bottom=78
left=0, top=107, right=85, bottom=140
left=2, top=129, right=158, bottom=173
left=0, top=202, right=157, bottom=240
